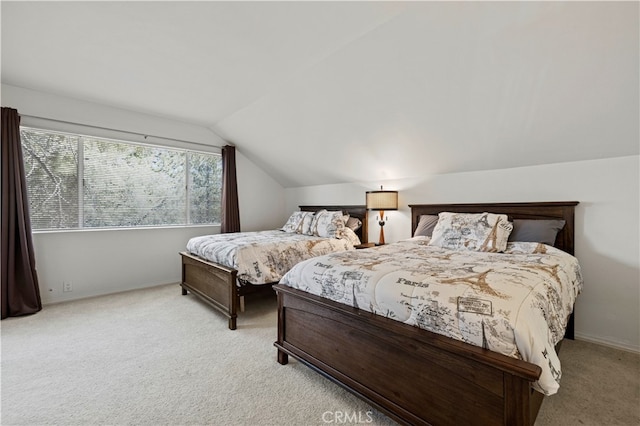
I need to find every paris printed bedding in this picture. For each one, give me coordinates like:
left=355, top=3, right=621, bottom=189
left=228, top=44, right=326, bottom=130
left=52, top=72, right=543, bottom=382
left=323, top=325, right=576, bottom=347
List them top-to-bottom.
left=186, top=230, right=354, bottom=284
left=280, top=237, right=583, bottom=395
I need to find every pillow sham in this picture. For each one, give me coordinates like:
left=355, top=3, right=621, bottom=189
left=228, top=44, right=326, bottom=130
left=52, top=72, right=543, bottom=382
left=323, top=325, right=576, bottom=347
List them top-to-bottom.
left=309, top=210, right=345, bottom=238
left=281, top=211, right=306, bottom=233
left=281, top=211, right=315, bottom=233
left=299, top=211, right=315, bottom=235
left=429, top=212, right=513, bottom=252
left=413, top=215, right=439, bottom=237
left=508, top=219, right=565, bottom=245
left=338, top=227, right=362, bottom=246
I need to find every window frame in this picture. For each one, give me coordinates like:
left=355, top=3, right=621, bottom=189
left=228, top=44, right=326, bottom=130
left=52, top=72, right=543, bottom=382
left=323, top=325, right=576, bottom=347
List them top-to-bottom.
left=21, top=126, right=223, bottom=233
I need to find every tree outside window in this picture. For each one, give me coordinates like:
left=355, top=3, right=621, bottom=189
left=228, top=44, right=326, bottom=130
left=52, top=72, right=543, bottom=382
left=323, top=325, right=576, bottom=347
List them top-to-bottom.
left=21, top=127, right=222, bottom=230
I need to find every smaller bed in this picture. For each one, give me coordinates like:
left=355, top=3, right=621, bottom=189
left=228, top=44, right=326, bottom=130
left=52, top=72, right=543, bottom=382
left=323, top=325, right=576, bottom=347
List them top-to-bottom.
left=180, top=205, right=367, bottom=330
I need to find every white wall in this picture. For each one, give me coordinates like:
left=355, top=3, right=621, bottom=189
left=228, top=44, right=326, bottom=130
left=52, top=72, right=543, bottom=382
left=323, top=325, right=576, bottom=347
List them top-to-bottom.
left=4, top=83, right=637, bottom=351
left=2, top=84, right=285, bottom=304
left=236, top=151, right=286, bottom=232
left=285, top=156, right=640, bottom=352
left=32, top=227, right=217, bottom=303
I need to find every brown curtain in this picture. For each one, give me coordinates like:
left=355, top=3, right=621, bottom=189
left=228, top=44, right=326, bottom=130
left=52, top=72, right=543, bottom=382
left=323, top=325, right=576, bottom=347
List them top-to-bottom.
left=1, top=107, right=42, bottom=319
left=220, top=145, right=240, bottom=233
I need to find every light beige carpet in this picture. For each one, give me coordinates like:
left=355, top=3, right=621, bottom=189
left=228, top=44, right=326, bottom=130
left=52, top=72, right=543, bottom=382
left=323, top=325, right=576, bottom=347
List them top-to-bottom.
left=1, top=284, right=638, bottom=425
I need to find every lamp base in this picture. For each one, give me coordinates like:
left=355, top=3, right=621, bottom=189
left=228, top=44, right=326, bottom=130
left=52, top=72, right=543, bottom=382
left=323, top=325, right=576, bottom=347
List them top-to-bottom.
left=378, top=210, right=386, bottom=245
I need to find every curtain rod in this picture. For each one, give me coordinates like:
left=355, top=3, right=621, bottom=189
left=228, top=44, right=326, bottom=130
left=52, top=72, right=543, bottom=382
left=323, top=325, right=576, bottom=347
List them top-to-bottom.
left=20, top=114, right=225, bottom=149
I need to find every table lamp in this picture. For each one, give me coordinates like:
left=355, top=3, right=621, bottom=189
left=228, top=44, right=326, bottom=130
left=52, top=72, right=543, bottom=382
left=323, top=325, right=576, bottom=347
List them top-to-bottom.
left=366, top=186, right=398, bottom=245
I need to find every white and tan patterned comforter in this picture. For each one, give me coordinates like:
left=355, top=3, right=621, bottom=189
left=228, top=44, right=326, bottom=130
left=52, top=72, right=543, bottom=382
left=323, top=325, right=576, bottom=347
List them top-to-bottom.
left=186, top=230, right=354, bottom=284
left=280, top=237, right=583, bottom=395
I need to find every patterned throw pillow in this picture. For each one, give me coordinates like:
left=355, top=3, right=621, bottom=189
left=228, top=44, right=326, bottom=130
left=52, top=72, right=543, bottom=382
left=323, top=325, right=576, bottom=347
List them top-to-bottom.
left=309, top=210, right=346, bottom=238
left=281, top=211, right=309, bottom=233
left=281, top=212, right=313, bottom=235
left=299, top=212, right=315, bottom=235
left=428, top=212, right=513, bottom=252
left=338, top=227, right=361, bottom=246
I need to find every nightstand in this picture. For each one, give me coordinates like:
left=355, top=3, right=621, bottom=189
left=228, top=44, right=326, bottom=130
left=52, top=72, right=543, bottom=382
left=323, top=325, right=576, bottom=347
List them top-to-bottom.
left=354, top=243, right=377, bottom=249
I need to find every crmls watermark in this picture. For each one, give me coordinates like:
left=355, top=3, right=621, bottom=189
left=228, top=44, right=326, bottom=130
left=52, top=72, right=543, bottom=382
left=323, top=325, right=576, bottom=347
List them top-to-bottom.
left=321, top=410, right=374, bottom=424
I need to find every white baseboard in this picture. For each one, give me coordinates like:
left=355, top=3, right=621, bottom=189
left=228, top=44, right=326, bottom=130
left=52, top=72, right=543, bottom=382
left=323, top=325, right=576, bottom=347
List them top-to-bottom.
left=42, top=282, right=178, bottom=306
left=575, top=332, right=640, bottom=354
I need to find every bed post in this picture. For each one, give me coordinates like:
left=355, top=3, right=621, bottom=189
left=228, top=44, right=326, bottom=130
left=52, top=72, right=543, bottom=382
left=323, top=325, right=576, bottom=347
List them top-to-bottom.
left=181, top=260, right=188, bottom=295
left=228, top=281, right=238, bottom=330
left=276, top=289, right=289, bottom=365
left=504, top=374, right=533, bottom=426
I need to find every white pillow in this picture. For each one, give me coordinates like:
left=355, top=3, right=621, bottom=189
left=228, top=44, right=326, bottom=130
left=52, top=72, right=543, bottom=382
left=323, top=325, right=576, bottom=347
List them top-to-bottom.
left=429, top=212, right=513, bottom=252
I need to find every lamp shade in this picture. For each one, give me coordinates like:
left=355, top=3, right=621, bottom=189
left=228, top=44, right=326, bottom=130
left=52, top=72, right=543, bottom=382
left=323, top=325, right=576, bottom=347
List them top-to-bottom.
left=366, top=189, right=398, bottom=211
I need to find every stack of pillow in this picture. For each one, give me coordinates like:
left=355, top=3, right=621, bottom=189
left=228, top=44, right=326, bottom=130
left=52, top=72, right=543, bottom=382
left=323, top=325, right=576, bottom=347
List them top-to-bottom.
left=281, top=210, right=362, bottom=245
left=414, top=212, right=565, bottom=253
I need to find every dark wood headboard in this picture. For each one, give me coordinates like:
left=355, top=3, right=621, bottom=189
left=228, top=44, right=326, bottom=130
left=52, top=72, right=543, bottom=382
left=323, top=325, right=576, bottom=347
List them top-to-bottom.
left=408, top=201, right=578, bottom=255
left=299, top=205, right=368, bottom=244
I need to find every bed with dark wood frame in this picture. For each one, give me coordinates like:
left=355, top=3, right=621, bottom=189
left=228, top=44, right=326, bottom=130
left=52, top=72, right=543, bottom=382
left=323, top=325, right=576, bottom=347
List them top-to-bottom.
left=273, top=201, right=578, bottom=426
left=180, top=205, right=368, bottom=330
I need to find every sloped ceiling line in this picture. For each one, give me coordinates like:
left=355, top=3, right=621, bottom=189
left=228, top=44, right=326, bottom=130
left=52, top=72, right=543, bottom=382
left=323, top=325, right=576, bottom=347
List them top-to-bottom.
left=2, top=1, right=638, bottom=188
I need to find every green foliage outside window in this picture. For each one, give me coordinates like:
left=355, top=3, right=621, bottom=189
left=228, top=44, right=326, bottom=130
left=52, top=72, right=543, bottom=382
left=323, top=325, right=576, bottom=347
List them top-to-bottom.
left=21, top=127, right=222, bottom=230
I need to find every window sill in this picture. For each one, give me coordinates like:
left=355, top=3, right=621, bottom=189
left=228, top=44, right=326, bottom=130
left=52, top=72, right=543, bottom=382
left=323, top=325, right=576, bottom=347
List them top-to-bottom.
left=32, top=224, right=220, bottom=234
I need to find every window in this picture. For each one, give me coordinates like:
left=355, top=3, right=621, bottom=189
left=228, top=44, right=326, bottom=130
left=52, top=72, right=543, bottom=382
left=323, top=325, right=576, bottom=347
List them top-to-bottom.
left=21, top=127, right=222, bottom=230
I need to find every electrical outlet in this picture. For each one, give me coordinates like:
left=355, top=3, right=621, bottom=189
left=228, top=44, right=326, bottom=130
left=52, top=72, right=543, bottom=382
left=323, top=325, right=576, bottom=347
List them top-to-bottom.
left=63, top=281, right=73, bottom=292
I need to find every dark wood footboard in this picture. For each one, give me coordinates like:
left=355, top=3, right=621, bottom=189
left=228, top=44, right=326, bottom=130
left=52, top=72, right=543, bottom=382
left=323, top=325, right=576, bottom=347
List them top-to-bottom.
left=179, top=204, right=369, bottom=330
left=180, top=251, right=240, bottom=329
left=181, top=252, right=277, bottom=329
left=274, top=284, right=545, bottom=426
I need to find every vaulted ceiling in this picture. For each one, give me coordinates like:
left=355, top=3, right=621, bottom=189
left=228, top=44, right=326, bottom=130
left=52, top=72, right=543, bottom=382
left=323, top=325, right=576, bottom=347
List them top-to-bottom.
left=2, top=1, right=638, bottom=188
